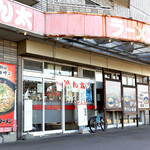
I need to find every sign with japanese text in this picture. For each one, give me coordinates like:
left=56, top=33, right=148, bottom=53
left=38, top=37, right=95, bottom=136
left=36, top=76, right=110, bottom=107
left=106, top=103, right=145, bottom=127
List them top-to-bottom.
left=0, top=0, right=44, bottom=34
left=0, top=0, right=33, bottom=30
left=1, top=1, right=150, bottom=45
left=0, top=63, right=15, bottom=132
left=63, top=77, right=92, bottom=103
left=106, top=80, right=121, bottom=109
left=138, top=85, right=149, bottom=109
left=123, top=87, right=136, bottom=114
left=77, top=101, right=88, bottom=126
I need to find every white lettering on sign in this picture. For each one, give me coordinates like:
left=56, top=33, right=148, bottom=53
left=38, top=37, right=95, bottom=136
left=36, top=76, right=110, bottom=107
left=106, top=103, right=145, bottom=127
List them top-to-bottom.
left=0, top=0, right=13, bottom=22
left=0, top=0, right=32, bottom=30
left=15, top=7, right=32, bottom=30
left=109, top=17, right=146, bottom=41
left=110, top=18, right=124, bottom=37
left=110, top=18, right=137, bottom=37
left=136, top=25, right=145, bottom=41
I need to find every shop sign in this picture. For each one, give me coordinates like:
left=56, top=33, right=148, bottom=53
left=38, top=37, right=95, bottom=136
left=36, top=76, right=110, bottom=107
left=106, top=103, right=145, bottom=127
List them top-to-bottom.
left=0, top=0, right=44, bottom=34
left=0, top=0, right=33, bottom=30
left=1, top=1, right=150, bottom=45
left=45, top=13, right=150, bottom=45
left=0, top=63, right=15, bottom=132
left=63, top=78, right=92, bottom=103
left=106, top=80, right=121, bottom=109
left=56, top=81, right=62, bottom=92
left=72, top=81, right=78, bottom=92
left=138, top=85, right=149, bottom=109
left=123, top=87, right=136, bottom=114
left=24, top=99, right=32, bottom=131
left=77, top=101, right=88, bottom=126
left=0, top=127, right=12, bottom=132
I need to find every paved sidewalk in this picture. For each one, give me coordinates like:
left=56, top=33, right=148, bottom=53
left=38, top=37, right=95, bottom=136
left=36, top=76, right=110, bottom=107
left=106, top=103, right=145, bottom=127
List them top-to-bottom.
left=1, top=126, right=150, bottom=150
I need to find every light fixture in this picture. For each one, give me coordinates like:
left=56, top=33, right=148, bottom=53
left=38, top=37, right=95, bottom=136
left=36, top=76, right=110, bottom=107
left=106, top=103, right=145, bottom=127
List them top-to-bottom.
left=24, top=31, right=27, bottom=35
left=56, top=37, right=60, bottom=40
left=83, top=37, right=86, bottom=41
left=109, top=39, right=111, bottom=42
left=131, top=42, right=134, bottom=45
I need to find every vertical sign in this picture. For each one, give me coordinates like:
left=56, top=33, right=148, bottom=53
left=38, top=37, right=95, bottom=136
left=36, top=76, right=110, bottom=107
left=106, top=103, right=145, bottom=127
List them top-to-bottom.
left=0, top=63, right=15, bottom=132
left=106, top=80, right=121, bottom=109
left=138, top=85, right=149, bottom=109
left=123, top=87, right=136, bottom=114
left=24, top=100, right=33, bottom=131
left=77, top=101, right=88, bottom=126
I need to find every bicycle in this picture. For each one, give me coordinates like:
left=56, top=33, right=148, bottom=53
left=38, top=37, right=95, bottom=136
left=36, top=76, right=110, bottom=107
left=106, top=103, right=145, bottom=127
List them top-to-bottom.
left=88, top=110, right=107, bottom=133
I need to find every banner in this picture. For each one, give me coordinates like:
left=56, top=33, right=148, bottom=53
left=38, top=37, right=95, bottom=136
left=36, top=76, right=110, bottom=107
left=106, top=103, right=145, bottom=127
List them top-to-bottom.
left=0, top=63, right=15, bottom=132
left=106, top=80, right=121, bottom=109
left=138, top=85, right=149, bottom=109
left=123, top=87, right=136, bottom=114
left=24, top=100, right=32, bottom=131
left=77, top=101, right=88, bottom=126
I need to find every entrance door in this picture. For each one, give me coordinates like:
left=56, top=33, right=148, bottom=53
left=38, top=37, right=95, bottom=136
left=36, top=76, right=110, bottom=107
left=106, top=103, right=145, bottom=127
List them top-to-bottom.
left=23, top=77, right=43, bottom=132
left=63, top=78, right=96, bottom=131
left=44, top=80, right=62, bottom=131
left=64, top=81, right=78, bottom=131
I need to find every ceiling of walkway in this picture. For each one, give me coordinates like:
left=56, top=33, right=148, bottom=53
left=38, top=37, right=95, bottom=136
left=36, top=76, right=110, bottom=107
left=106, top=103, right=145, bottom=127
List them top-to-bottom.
left=52, top=37, right=150, bottom=65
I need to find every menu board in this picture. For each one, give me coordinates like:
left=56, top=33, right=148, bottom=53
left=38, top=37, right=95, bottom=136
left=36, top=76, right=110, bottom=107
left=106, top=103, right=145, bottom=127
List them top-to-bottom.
left=0, top=63, right=15, bottom=131
left=106, top=80, right=121, bottom=109
left=138, top=85, right=149, bottom=109
left=123, top=87, right=136, bottom=114
left=24, top=100, right=33, bottom=131
left=77, top=101, right=88, bottom=126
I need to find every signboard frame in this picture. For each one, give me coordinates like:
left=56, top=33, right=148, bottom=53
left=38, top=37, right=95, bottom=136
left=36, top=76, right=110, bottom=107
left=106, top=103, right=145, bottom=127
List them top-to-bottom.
left=0, top=62, right=15, bottom=132
left=105, top=79, right=122, bottom=110
left=137, top=84, right=149, bottom=110
left=123, top=86, right=136, bottom=115
left=24, top=99, right=33, bottom=132
left=77, top=101, right=88, bottom=126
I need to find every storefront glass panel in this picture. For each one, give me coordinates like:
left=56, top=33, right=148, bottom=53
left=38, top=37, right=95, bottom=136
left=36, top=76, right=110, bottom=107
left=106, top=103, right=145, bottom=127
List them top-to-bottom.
left=64, top=77, right=95, bottom=131
left=23, top=78, right=43, bottom=132
left=44, top=81, right=62, bottom=131
left=64, top=81, right=78, bottom=130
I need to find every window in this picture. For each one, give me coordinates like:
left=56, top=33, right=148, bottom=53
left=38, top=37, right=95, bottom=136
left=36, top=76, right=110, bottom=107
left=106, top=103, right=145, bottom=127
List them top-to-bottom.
left=24, top=59, right=43, bottom=72
left=44, top=62, right=78, bottom=77
left=44, top=63, right=54, bottom=74
left=55, top=65, right=77, bottom=77
left=83, top=69, right=95, bottom=79
left=104, top=71, right=121, bottom=80
left=105, top=73, right=111, bottom=79
left=122, top=74, right=135, bottom=86
left=122, top=76, right=127, bottom=85
left=137, top=76, right=148, bottom=84
left=23, top=79, right=43, bottom=132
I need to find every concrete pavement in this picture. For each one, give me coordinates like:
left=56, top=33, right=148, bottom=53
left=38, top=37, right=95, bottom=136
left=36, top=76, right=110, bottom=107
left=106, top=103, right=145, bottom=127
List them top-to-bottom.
left=1, top=126, right=150, bottom=150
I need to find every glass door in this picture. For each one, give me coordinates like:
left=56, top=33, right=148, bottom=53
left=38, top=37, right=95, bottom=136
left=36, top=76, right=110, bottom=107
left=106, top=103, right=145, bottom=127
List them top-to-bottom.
left=23, top=77, right=43, bottom=132
left=64, top=78, right=96, bottom=131
left=44, top=80, right=62, bottom=131
left=64, top=81, right=78, bottom=131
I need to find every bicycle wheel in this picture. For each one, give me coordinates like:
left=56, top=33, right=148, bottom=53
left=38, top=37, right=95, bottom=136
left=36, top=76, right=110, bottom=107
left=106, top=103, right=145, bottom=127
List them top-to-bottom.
left=89, top=117, right=97, bottom=133
left=100, top=117, right=107, bottom=131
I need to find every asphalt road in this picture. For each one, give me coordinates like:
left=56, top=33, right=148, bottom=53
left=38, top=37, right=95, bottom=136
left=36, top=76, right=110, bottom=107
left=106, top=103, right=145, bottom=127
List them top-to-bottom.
left=1, top=126, right=150, bottom=150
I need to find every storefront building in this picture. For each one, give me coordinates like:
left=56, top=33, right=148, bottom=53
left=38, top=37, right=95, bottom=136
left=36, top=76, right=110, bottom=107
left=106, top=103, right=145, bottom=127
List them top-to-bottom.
left=0, top=0, right=150, bottom=143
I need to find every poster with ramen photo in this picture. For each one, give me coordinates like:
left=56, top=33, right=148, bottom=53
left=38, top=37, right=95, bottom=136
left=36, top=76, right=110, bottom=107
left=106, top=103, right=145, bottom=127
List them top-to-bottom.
left=0, top=63, right=15, bottom=129
left=106, top=80, right=121, bottom=109
left=138, top=85, right=149, bottom=109
left=123, top=87, right=136, bottom=114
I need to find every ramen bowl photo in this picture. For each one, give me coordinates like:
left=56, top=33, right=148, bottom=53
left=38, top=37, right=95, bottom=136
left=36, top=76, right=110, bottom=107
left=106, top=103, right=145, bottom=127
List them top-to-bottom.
left=0, top=78, right=15, bottom=115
